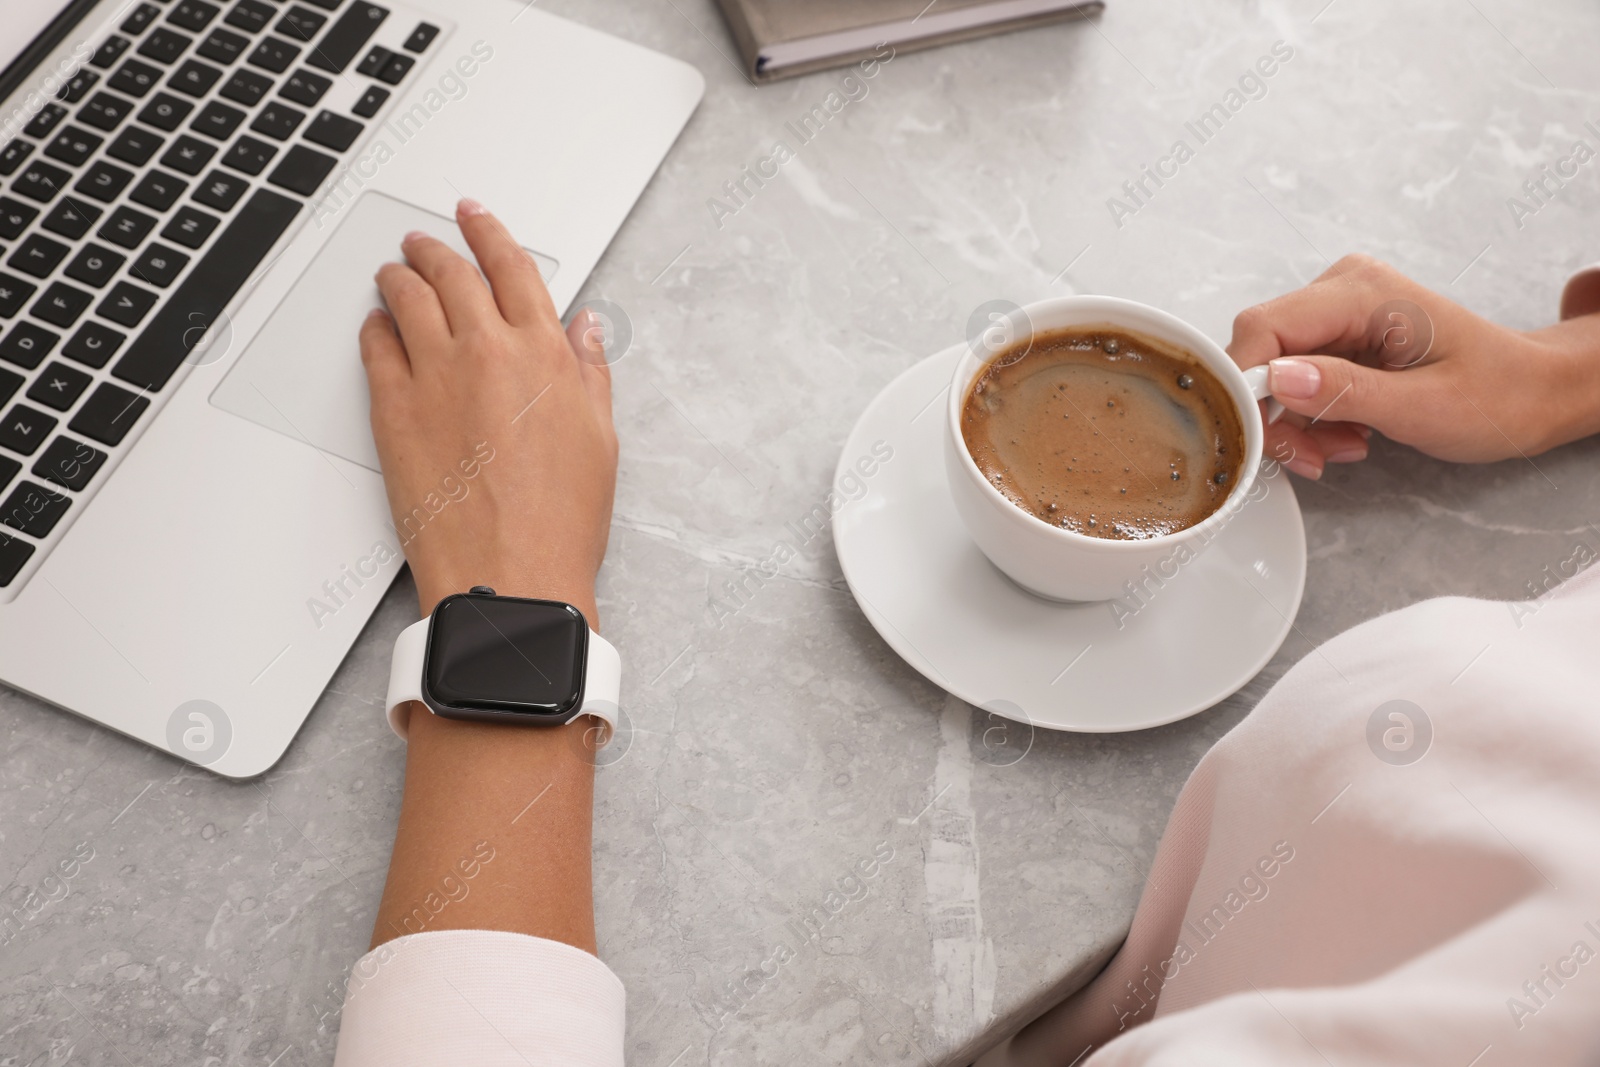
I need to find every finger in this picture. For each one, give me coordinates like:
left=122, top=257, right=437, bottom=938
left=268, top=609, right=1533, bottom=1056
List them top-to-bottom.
left=457, top=199, right=557, bottom=329
left=400, top=230, right=499, bottom=334
left=376, top=261, right=448, bottom=351
left=1227, top=278, right=1376, bottom=369
left=359, top=307, right=410, bottom=384
left=566, top=308, right=614, bottom=411
left=1264, top=354, right=1429, bottom=435
left=1263, top=419, right=1325, bottom=480
left=1304, top=420, right=1369, bottom=464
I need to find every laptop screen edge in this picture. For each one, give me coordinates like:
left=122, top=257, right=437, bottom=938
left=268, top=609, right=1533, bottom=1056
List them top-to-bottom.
left=0, top=0, right=103, bottom=132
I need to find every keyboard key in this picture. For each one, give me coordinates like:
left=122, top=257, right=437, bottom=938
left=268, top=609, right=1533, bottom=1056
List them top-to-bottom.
left=168, top=0, right=222, bottom=33
left=226, top=0, right=276, bottom=34
left=303, top=0, right=345, bottom=9
left=122, top=3, right=161, bottom=35
left=310, top=3, right=388, bottom=73
left=276, top=6, right=328, bottom=42
left=403, top=22, right=439, bottom=52
left=197, top=28, right=250, bottom=65
left=138, top=29, right=194, bottom=66
left=92, top=36, right=132, bottom=70
left=248, top=37, right=301, bottom=74
left=356, top=46, right=389, bottom=78
left=377, top=53, right=414, bottom=84
left=109, top=58, right=163, bottom=97
left=170, top=58, right=224, bottom=97
left=220, top=67, right=272, bottom=106
left=56, top=69, right=102, bottom=104
left=279, top=69, right=331, bottom=107
left=350, top=85, right=387, bottom=118
left=79, top=91, right=134, bottom=131
left=137, top=91, right=194, bottom=131
left=191, top=100, right=246, bottom=139
left=250, top=102, right=304, bottom=141
left=23, top=104, right=69, bottom=139
left=304, top=110, right=362, bottom=152
left=107, top=125, right=165, bottom=165
left=43, top=126, right=103, bottom=166
left=160, top=134, right=216, bottom=175
left=223, top=135, right=277, bottom=175
left=1, top=139, right=36, bottom=175
left=267, top=143, right=336, bottom=196
left=74, top=160, right=135, bottom=203
left=13, top=161, right=72, bottom=202
left=192, top=169, right=249, bottom=210
left=130, top=170, right=189, bottom=211
left=114, top=189, right=300, bottom=390
left=41, top=197, right=103, bottom=240
left=0, top=199, right=39, bottom=240
left=98, top=205, right=159, bottom=249
left=162, top=205, right=220, bottom=247
left=9, top=235, right=70, bottom=278
left=64, top=243, right=126, bottom=288
left=131, top=243, right=190, bottom=287
left=0, top=273, right=37, bottom=317
left=31, top=282, right=93, bottom=327
left=97, top=282, right=160, bottom=327
left=0, top=322, right=58, bottom=368
left=64, top=322, right=126, bottom=368
left=27, top=363, right=92, bottom=412
left=0, top=369, right=19, bottom=407
left=72, top=382, right=150, bottom=444
left=0, top=406, right=58, bottom=456
left=33, top=436, right=108, bottom=492
left=2, top=481, right=71, bottom=537
left=0, top=532, right=35, bottom=587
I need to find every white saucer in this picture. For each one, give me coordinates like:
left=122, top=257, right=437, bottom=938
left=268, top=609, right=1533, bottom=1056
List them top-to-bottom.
left=832, top=345, right=1307, bottom=733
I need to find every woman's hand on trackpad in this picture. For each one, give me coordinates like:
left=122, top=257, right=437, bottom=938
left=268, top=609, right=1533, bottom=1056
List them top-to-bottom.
left=358, top=198, right=618, bottom=625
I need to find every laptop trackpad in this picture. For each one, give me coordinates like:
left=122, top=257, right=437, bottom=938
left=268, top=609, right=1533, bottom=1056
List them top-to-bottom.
left=211, top=192, right=558, bottom=472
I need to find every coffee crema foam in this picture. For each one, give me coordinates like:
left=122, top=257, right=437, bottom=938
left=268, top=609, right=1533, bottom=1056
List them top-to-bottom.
left=960, top=327, right=1245, bottom=541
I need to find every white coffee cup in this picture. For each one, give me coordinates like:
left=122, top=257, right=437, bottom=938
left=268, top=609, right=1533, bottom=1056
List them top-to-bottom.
left=944, top=296, right=1276, bottom=602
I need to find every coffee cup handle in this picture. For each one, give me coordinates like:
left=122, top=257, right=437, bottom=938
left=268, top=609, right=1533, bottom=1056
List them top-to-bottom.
left=1240, top=365, right=1286, bottom=425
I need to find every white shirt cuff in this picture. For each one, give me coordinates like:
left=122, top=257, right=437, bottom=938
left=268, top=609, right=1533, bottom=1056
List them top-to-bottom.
left=332, top=930, right=626, bottom=1067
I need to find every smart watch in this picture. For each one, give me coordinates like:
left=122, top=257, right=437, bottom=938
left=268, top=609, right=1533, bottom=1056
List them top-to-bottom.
left=384, top=586, right=621, bottom=739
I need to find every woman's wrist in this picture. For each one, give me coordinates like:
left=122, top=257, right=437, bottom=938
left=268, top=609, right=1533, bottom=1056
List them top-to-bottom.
left=1526, top=314, right=1600, bottom=451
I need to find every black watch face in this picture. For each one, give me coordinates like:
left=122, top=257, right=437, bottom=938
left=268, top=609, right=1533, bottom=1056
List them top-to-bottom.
left=425, top=595, right=586, bottom=719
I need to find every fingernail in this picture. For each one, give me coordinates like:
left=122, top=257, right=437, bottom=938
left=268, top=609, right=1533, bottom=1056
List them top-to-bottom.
left=458, top=198, right=487, bottom=218
left=402, top=230, right=428, bottom=245
left=365, top=306, right=386, bottom=320
left=582, top=309, right=606, bottom=353
left=1268, top=358, right=1321, bottom=400
left=1355, top=425, right=1373, bottom=439
left=1326, top=445, right=1368, bottom=464
left=1285, top=455, right=1323, bottom=480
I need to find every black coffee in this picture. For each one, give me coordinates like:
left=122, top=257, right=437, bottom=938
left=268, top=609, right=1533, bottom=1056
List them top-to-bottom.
left=960, top=327, right=1245, bottom=540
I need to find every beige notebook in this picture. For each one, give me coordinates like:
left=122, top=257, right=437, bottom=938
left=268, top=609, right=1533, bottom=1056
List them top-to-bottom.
left=714, top=0, right=1106, bottom=83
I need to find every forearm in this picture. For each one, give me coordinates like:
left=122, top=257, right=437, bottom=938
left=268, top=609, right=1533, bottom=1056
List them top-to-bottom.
left=369, top=576, right=603, bottom=954
left=370, top=709, right=598, bottom=953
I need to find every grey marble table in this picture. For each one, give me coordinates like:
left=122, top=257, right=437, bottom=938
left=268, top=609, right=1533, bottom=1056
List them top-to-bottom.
left=6, top=0, right=1600, bottom=1064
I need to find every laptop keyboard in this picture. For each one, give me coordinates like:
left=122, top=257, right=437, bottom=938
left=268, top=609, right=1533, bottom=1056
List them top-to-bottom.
left=0, top=0, right=440, bottom=593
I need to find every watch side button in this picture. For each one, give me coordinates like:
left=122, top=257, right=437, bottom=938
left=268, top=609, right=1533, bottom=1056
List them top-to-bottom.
left=469, top=585, right=495, bottom=596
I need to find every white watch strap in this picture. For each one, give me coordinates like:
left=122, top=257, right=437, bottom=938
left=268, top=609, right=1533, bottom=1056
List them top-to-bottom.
left=385, top=616, right=621, bottom=740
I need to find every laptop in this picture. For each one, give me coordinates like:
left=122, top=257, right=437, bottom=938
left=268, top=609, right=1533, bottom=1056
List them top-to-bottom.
left=0, top=0, right=703, bottom=776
